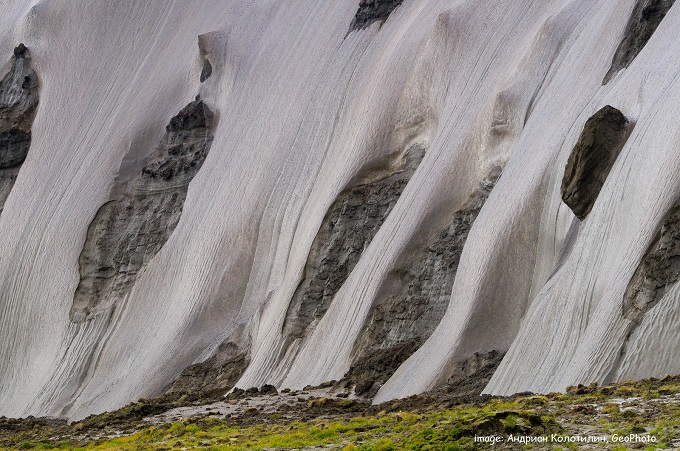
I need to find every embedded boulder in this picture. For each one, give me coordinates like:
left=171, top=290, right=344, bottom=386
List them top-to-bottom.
left=350, top=0, right=404, bottom=32
left=200, top=59, right=212, bottom=83
left=561, top=105, right=631, bottom=220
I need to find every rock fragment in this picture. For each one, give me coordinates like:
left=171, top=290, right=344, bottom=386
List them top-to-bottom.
left=349, top=0, right=404, bottom=32
left=603, top=0, right=676, bottom=84
left=561, top=106, right=631, bottom=220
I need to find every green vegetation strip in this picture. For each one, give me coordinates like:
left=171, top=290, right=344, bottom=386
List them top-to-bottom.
left=5, top=376, right=680, bottom=450
left=1, top=402, right=555, bottom=451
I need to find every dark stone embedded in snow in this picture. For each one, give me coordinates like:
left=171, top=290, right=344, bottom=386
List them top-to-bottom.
left=350, top=0, right=404, bottom=32
left=603, top=0, right=675, bottom=84
left=13, top=43, right=27, bottom=57
left=0, top=44, right=39, bottom=213
left=200, top=58, right=213, bottom=83
left=71, top=100, right=214, bottom=322
left=166, top=100, right=212, bottom=133
left=561, top=105, right=632, bottom=220
left=344, top=167, right=503, bottom=397
left=624, top=205, right=680, bottom=321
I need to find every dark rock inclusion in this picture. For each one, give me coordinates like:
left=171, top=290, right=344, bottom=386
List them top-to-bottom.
left=350, top=0, right=404, bottom=32
left=604, top=0, right=675, bottom=84
left=0, top=44, right=39, bottom=214
left=71, top=100, right=214, bottom=322
left=561, top=105, right=631, bottom=220
left=281, top=148, right=425, bottom=345
left=345, top=167, right=503, bottom=396
left=624, top=205, right=680, bottom=321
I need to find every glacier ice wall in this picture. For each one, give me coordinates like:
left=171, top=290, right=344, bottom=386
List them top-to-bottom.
left=0, top=0, right=679, bottom=419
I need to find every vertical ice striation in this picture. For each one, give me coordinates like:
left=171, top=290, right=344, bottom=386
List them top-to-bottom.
left=0, top=0, right=679, bottom=420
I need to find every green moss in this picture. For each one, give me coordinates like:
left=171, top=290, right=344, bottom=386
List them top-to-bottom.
left=8, top=376, right=680, bottom=450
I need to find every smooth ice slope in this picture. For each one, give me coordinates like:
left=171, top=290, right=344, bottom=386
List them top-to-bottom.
left=0, top=0, right=679, bottom=419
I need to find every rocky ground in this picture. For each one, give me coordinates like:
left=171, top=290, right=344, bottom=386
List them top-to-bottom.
left=3, top=376, right=680, bottom=449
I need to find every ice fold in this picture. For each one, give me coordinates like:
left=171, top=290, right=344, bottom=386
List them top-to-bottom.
left=1, top=0, right=680, bottom=419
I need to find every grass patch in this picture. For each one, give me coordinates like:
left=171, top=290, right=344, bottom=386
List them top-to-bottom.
left=6, top=375, right=680, bottom=449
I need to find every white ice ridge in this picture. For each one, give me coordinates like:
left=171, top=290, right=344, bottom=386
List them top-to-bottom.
left=0, top=0, right=678, bottom=420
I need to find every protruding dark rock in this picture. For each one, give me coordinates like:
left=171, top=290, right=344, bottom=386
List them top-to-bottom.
left=349, top=0, right=404, bottom=32
left=603, top=0, right=675, bottom=84
left=13, top=43, right=27, bottom=58
left=0, top=44, right=39, bottom=213
left=200, top=58, right=212, bottom=83
left=166, top=99, right=212, bottom=133
left=71, top=100, right=214, bottom=322
left=141, top=104, right=213, bottom=180
left=561, top=105, right=631, bottom=220
left=0, top=129, right=32, bottom=168
left=281, top=147, right=425, bottom=343
left=344, top=167, right=503, bottom=396
left=624, top=205, right=680, bottom=321
left=167, top=339, right=248, bottom=398
left=346, top=342, right=420, bottom=396
left=435, top=351, right=505, bottom=397
left=260, top=384, right=278, bottom=395
left=229, top=388, right=245, bottom=398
